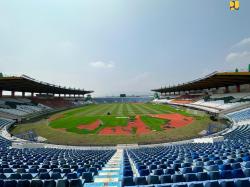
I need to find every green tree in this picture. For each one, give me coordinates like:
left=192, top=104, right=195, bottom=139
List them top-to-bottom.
left=154, top=92, right=159, bottom=99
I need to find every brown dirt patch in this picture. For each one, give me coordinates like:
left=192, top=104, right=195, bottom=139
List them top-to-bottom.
left=150, top=113, right=193, bottom=128
left=99, top=115, right=151, bottom=135
left=77, top=120, right=101, bottom=130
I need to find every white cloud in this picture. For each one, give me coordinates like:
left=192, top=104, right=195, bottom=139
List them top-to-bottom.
left=225, top=37, right=250, bottom=71
left=233, top=37, right=250, bottom=48
left=226, top=51, right=250, bottom=62
left=89, top=61, right=115, bottom=69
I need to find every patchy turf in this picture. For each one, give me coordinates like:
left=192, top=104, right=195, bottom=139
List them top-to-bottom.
left=10, top=103, right=221, bottom=145
left=48, top=103, right=194, bottom=135
left=150, top=113, right=193, bottom=128
left=49, top=115, right=128, bottom=134
left=140, top=115, right=169, bottom=131
left=77, top=120, right=101, bottom=130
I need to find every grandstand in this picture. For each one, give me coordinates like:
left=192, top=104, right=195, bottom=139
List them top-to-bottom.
left=0, top=71, right=249, bottom=187
left=152, top=72, right=250, bottom=114
left=0, top=75, right=93, bottom=121
left=0, top=75, right=93, bottom=98
left=0, top=118, right=14, bottom=129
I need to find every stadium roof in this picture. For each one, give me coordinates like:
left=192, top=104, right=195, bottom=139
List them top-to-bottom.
left=152, top=72, right=250, bottom=93
left=0, top=75, right=93, bottom=95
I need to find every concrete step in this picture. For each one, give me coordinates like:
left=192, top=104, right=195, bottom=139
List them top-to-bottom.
left=88, top=149, right=124, bottom=187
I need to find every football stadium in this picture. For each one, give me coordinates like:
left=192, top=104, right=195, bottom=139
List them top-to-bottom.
left=1, top=1, right=250, bottom=187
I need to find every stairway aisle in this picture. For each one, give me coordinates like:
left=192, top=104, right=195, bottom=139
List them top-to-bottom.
left=85, top=149, right=124, bottom=187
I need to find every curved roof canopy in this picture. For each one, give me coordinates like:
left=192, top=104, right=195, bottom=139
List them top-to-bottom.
left=152, top=72, right=250, bottom=93
left=0, top=75, right=93, bottom=95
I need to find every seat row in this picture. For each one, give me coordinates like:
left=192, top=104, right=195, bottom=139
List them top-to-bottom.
left=122, top=168, right=250, bottom=185
left=0, top=178, right=83, bottom=187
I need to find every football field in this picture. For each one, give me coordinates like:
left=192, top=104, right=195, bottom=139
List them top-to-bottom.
left=11, top=103, right=218, bottom=146
left=48, top=103, right=195, bottom=134
left=57, top=103, right=182, bottom=116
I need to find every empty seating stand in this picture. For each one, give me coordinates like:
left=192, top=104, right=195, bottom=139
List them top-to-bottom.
left=0, top=105, right=250, bottom=186
left=123, top=108, right=250, bottom=187
left=227, top=108, right=250, bottom=123
left=0, top=118, right=14, bottom=129
left=0, top=134, right=116, bottom=187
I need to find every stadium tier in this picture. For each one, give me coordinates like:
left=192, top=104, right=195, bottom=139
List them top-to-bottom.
left=0, top=72, right=249, bottom=187
left=152, top=72, right=250, bottom=113
left=153, top=92, right=250, bottom=114
left=0, top=97, right=53, bottom=121
left=31, top=98, right=81, bottom=109
left=0, top=107, right=248, bottom=187
left=226, top=108, right=250, bottom=124
left=0, top=118, right=14, bottom=129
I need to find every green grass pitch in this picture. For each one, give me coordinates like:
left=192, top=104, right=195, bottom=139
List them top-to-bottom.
left=10, top=103, right=220, bottom=146
left=48, top=103, right=188, bottom=134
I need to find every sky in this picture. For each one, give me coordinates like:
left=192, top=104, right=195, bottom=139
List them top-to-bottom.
left=0, top=0, right=250, bottom=97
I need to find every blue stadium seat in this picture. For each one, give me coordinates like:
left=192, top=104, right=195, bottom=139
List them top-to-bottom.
left=231, top=163, right=241, bottom=169
left=219, top=164, right=232, bottom=171
left=205, top=165, right=219, bottom=171
left=193, top=166, right=203, bottom=173
left=88, top=167, right=98, bottom=175
left=180, top=167, right=193, bottom=174
left=164, top=168, right=175, bottom=175
left=244, top=168, right=250, bottom=177
left=139, top=169, right=150, bottom=176
left=153, top=169, right=164, bottom=176
left=232, top=169, right=245, bottom=178
left=124, top=170, right=133, bottom=177
left=220, top=170, right=233, bottom=179
left=208, top=171, right=220, bottom=180
left=38, top=172, right=50, bottom=180
left=51, top=172, right=62, bottom=180
left=81, top=172, right=93, bottom=183
left=196, top=172, right=209, bottom=181
left=9, top=173, right=21, bottom=180
left=21, top=173, right=33, bottom=180
left=67, top=173, right=78, bottom=180
left=184, top=173, right=198, bottom=182
left=0, top=174, right=6, bottom=180
left=172, top=174, right=185, bottom=183
left=147, top=175, right=160, bottom=184
left=159, top=175, right=171, bottom=184
left=122, top=176, right=135, bottom=186
left=134, top=176, right=147, bottom=185
left=17, top=179, right=30, bottom=187
left=56, top=179, right=69, bottom=187
left=69, top=179, right=82, bottom=187
left=235, top=179, right=250, bottom=187
left=3, top=180, right=17, bottom=187
left=43, top=180, right=56, bottom=187
left=220, top=180, right=235, bottom=187
left=204, top=181, right=220, bottom=187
